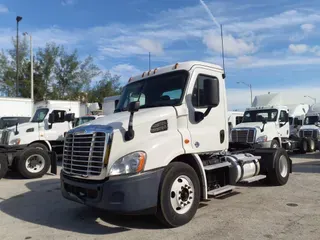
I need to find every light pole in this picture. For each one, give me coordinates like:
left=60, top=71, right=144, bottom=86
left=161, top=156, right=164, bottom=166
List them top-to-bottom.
left=16, top=16, right=22, bottom=97
left=23, top=32, right=33, bottom=101
left=237, top=81, right=253, bottom=107
left=304, top=95, right=316, bottom=104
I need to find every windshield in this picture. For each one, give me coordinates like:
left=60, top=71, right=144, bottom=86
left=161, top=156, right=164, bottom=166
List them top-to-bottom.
left=114, top=70, right=188, bottom=112
left=31, top=108, right=49, bottom=123
left=242, top=109, right=278, bottom=123
left=75, top=116, right=96, bottom=127
left=304, top=116, right=319, bottom=125
left=0, top=118, right=18, bottom=129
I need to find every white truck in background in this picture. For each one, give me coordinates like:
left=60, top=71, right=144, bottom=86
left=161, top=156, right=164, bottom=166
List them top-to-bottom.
left=60, top=61, right=292, bottom=227
left=102, top=95, right=120, bottom=115
left=0, top=100, right=78, bottom=178
left=297, top=103, right=320, bottom=152
left=287, top=104, right=309, bottom=137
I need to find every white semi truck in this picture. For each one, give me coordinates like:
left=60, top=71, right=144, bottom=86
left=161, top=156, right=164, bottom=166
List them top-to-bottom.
left=60, top=61, right=292, bottom=227
left=0, top=100, right=79, bottom=178
left=297, top=103, right=320, bottom=152
left=287, top=104, right=309, bottom=137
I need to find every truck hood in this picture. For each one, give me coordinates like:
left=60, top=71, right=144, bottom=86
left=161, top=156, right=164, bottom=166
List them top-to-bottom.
left=77, top=106, right=176, bottom=131
left=6, top=122, right=38, bottom=133
left=234, top=122, right=276, bottom=130
left=300, top=125, right=319, bottom=131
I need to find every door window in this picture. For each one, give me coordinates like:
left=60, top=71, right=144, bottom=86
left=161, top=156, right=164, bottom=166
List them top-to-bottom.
left=192, top=74, right=219, bottom=108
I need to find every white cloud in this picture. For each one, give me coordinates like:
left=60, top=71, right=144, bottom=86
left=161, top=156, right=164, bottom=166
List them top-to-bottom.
left=0, top=4, right=8, bottom=13
left=301, top=23, right=315, bottom=32
left=203, top=31, right=257, bottom=56
left=136, top=39, right=164, bottom=55
left=289, top=44, right=308, bottom=54
left=110, top=64, right=142, bottom=83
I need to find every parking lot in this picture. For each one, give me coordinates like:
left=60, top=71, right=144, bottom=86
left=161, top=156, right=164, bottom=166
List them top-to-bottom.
left=0, top=153, right=320, bottom=240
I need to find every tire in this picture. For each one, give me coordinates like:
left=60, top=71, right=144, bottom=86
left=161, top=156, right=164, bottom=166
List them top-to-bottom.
left=299, top=138, right=308, bottom=154
left=307, top=138, right=315, bottom=152
left=271, top=139, right=280, bottom=148
left=29, top=142, right=49, bottom=151
left=16, top=148, right=51, bottom=179
left=266, top=148, right=290, bottom=186
left=0, top=154, right=8, bottom=179
left=156, top=162, right=200, bottom=228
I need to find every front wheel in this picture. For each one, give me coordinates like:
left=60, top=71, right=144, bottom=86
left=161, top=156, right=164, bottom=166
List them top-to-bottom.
left=307, top=138, right=315, bottom=152
left=16, top=148, right=51, bottom=179
left=156, top=162, right=200, bottom=228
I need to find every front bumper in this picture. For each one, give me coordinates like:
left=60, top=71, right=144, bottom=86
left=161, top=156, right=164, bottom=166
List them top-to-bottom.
left=254, top=140, right=272, bottom=148
left=61, top=168, right=164, bottom=213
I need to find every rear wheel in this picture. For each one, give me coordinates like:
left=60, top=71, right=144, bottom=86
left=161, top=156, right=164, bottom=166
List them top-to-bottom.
left=16, top=148, right=51, bottom=179
left=266, top=148, right=290, bottom=186
left=0, top=154, right=8, bottom=179
left=156, top=162, right=200, bottom=228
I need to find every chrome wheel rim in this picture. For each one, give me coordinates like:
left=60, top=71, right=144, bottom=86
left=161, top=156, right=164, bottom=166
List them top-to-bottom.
left=25, top=154, right=45, bottom=173
left=279, top=155, right=288, bottom=178
left=170, top=175, right=195, bottom=214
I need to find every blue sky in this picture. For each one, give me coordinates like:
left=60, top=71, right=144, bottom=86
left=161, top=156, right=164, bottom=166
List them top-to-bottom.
left=1, top=0, right=320, bottom=109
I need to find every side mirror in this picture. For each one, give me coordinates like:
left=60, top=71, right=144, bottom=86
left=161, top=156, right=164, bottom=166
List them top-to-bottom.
left=203, top=78, right=219, bottom=107
left=128, top=101, right=140, bottom=113
left=48, top=113, right=55, bottom=124
left=65, top=113, right=75, bottom=122
left=284, top=113, right=289, bottom=122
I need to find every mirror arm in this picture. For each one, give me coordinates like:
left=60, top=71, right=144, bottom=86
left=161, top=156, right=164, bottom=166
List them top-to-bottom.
left=204, top=107, right=212, bottom=117
left=125, top=112, right=135, bottom=141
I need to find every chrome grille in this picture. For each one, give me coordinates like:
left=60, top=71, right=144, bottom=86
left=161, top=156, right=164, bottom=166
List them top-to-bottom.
left=231, top=129, right=255, bottom=143
left=303, top=130, right=313, bottom=138
left=63, top=132, right=106, bottom=176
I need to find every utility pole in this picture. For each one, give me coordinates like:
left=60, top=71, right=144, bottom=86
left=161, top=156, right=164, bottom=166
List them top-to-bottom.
left=16, top=16, right=22, bottom=97
left=24, top=32, right=33, bottom=100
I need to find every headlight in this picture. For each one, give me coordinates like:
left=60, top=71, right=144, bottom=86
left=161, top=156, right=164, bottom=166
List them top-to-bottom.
left=256, top=135, right=267, bottom=143
left=10, top=138, right=21, bottom=145
left=109, top=151, right=146, bottom=176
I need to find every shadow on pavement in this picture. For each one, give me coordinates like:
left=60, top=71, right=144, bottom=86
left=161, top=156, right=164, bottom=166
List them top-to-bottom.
left=290, top=151, right=320, bottom=160
left=293, top=160, right=320, bottom=173
left=0, top=179, right=164, bottom=235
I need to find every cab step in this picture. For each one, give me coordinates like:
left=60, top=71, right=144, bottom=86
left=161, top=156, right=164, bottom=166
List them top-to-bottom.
left=204, top=161, right=231, bottom=171
left=240, top=174, right=266, bottom=183
left=208, top=185, right=235, bottom=197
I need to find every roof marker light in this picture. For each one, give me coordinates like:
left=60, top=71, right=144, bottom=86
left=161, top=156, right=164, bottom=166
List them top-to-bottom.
left=173, top=63, right=179, bottom=69
left=154, top=68, right=158, bottom=74
left=147, top=70, right=152, bottom=76
left=142, top=72, right=145, bottom=77
left=128, top=77, right=132, bottom=83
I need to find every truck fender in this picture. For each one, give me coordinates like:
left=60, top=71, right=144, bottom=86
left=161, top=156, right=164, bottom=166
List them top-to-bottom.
left=28, top=140, right=52, bottom=151
left=250, top=148, right=292, bottom=174
left=170, top=154, right=208, bottom=200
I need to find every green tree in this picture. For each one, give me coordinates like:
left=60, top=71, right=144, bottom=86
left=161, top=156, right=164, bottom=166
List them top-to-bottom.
left=37, top=42, right=60, bottom=99
left=88, top=71, right=122, bottom=104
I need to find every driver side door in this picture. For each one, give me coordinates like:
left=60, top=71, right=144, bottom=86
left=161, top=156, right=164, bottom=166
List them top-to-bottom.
left=278, top=110, right=289, bottom=138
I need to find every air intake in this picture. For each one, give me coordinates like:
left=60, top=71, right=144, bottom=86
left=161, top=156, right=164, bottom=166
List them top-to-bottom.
left=150, top=120, right=168, bottom=133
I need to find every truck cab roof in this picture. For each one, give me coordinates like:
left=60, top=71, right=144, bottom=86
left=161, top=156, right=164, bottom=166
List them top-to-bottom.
left=128, top=61, right=224, bottom=83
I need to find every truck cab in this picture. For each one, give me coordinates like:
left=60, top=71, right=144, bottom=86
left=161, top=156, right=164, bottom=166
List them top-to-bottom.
left=60, top=61, right=291, bottom=228
left=298, top=103, right=320, bottom=151
left=287, top=104, right=309, bottom=137
left=231, top=106, right=289, bottom=148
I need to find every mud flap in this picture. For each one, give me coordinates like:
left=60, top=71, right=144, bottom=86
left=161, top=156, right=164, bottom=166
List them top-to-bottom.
left=49, top=151, right=57, bottom=175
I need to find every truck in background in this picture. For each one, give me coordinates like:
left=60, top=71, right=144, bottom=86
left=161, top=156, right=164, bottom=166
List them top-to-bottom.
left=60, top=61, right=292, bottom=227
left=231, top=93, right=290, bottom=148
left=102, top=95, right=120, bottom=115
left=0, top=97, right=34, bottom=117
left=0, top=99, right=78, bottom=178
left=297, top=103, right=320, bottom=152
left=287, top=104, right=309, bottom=137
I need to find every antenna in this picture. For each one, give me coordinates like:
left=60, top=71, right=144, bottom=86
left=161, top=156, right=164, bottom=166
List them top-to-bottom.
left=220, top=24, right=226, bottom=79
left=148, top=52, right=151, bottom=70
